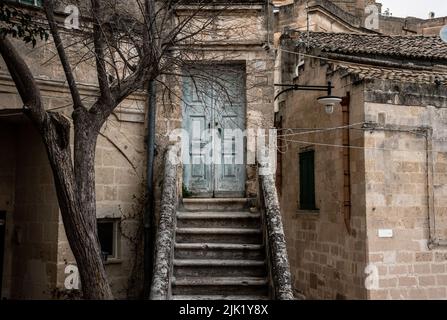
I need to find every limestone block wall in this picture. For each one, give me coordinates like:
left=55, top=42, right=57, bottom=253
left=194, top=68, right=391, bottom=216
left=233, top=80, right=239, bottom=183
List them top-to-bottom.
left=273, top=0, right=294, bottom=5
left=274, top=0, right=367, bottom=34
left=274, top=0, right=445, bottom=37
left=330, top=0, right=364, bottom=17
left=378, top=15, right=446, bottom=36
left=378, top=16, right=421, bottom=35
left=418, top=17, right=447, bottom=35
left=1, top=34, right=147, bottom=299
left=277, top=57, right=368, bottom=299
left=278, top=62, right=447, bottom=300
left=363, top=82, right=447, bottom=299
left=55, top=101, right=147, bottom=299
left=0, top=123, right=17, bottom=299
left=8, top=124, right=59, bottom=299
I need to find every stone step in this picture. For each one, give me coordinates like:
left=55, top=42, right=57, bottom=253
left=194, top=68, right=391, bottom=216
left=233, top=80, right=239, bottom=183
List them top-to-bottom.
left=172, top=197, right=268, bottom=299
left=182, top=198, right=256, bottom=211
left=176, top=212, right=261, bottom=228
left=176, top=227, right=263, bottom=244
left=174, top=243, right=265, bottom=260
left=173, top=259, right=267, bottom=277
left=171, top=277, right=269, bottom=296
left=172, top=295, right=270, bottom=300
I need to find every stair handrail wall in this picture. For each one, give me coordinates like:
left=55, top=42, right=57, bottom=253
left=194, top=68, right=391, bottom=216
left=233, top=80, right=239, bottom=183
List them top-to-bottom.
left=150, top=144, right=180, bottom=300
left=257, top=163, right=294, bottom=300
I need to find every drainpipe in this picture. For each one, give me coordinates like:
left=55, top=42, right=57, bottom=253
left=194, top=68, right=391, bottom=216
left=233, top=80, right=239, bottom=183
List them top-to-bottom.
left=143, top=0, right=158, bottom=299
left=144, top=79, right=156, bottom=298
left=341, top=93, right=352, bottom=234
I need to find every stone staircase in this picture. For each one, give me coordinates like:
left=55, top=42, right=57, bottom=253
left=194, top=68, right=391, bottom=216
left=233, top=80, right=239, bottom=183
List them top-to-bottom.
left=171, top=198, right=270, bottom=300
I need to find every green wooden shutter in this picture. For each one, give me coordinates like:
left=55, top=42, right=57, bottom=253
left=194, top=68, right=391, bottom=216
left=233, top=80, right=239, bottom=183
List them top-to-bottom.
left=299, top=150, right=316, bottom=210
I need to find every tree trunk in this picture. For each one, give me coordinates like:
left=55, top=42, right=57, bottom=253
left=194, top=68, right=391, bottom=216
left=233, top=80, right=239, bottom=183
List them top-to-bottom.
left=0, top=35, right=113, bottom=299
left=73, top=108, right=100, bottom=232
left=40, top=112, right=113, bottom=300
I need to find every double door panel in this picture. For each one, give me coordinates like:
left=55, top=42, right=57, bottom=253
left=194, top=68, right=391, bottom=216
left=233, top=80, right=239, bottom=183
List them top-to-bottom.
left=183, top=66, right=246, bottom=197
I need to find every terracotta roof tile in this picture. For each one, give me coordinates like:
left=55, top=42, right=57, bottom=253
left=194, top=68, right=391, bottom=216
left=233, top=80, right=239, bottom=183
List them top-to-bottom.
left=295, top=32, right=447, bottom=60
left=337, top=64, right=447, bottom=85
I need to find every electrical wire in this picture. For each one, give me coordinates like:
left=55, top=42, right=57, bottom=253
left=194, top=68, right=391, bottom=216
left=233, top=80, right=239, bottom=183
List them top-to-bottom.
left=277, top=122, right=365, bottom=138
left=275, top=125, right=447, bottom=153
left=277, top=137, right=447, bottom=153
left=279, top=137, right=419, bottom=152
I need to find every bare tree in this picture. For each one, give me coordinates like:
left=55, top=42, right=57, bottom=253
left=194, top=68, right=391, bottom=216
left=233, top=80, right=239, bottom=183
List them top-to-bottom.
left=0, top=0, right=261, bottom=299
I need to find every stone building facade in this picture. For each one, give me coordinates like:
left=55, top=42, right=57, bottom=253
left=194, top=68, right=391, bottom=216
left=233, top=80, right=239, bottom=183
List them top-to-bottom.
left=0, top=0, right=274, bottom=299
left=2, top=0, right=447, bottom=300
left=274, top=0, right=447, bottom=36
left=274, top=0, right=377, bottom=34
left=153, top=3, right=275, bottom=202
left=379, top=15, right=447, bottom=36
left=277, top=31, right=447, bottom=299
left=0, top=35, right=147, bottom=298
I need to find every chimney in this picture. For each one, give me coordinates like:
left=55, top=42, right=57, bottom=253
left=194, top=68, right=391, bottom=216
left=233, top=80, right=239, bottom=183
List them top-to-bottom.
left=429, top=12, right=435, bottom=19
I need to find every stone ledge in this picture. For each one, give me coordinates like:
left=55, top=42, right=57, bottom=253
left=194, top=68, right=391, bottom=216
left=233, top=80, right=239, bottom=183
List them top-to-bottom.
left=113, top=108, right=145, bottom=123
left=296, top=209, right=320, bottom=217
left=104, top=258, right=123, bottom=265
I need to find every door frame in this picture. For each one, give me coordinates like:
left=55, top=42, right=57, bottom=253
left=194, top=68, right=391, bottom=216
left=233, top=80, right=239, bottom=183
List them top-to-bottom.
left=182, top=63, right=247, bottom=198
left=0, top=211, right=6, bottom=295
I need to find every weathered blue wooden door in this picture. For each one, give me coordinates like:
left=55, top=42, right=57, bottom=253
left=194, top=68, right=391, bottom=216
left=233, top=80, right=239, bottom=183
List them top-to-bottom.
left=183, top=65, right=246, bottom=198
left=182, top=76, right=214, bottom=197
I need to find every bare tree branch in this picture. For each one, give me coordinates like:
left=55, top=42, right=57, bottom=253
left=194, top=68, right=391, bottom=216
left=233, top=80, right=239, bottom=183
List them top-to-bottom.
left=43, top=0, right=84, bottom=110
left=90, top=0, right=113, bottom=106
left=0, top=35, right=45, bottom=124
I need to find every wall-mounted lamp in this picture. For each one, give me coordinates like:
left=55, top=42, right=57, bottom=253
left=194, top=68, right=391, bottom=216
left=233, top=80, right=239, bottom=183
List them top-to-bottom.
left=274, top=81, right=342, bottom=114
left=317, top=83, right=342, bottom=114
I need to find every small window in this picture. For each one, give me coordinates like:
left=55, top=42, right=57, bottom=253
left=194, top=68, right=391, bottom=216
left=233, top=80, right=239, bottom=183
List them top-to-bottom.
left=17, top=0, right=42, bottom=7
left=299, top=150, right=317, bottom=210
left=97, top=219, right=120, bottom=261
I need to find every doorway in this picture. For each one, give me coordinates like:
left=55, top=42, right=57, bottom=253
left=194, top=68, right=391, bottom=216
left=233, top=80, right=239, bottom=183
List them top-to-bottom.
left=182, top=64, right=246, bottom=198
left=0, top=211, right=5, bottom=294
